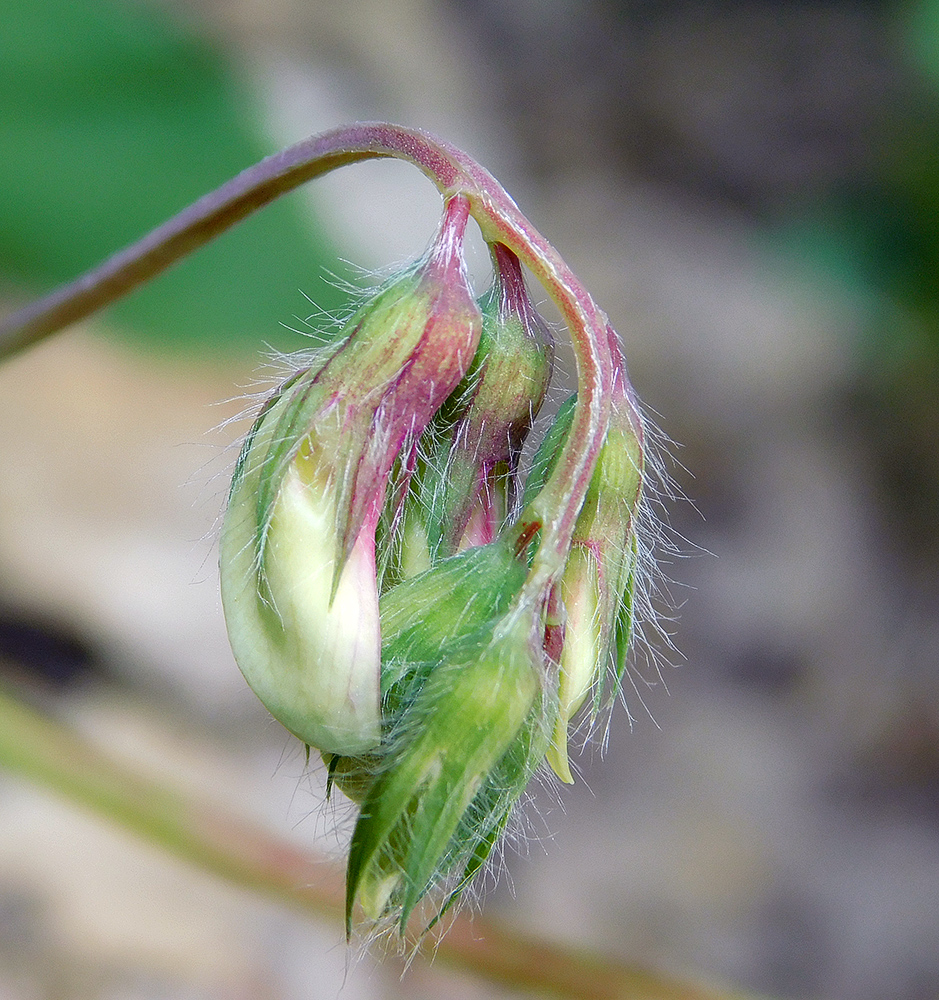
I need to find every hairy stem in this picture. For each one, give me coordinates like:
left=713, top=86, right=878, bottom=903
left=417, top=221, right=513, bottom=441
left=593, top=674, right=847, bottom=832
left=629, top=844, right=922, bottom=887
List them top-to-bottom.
left=0, top=122, right=612, bottom=585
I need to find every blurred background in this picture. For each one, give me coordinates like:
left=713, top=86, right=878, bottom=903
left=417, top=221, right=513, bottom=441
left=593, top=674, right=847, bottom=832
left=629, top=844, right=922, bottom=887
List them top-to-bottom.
left=2, top=0, right=939, bottom=997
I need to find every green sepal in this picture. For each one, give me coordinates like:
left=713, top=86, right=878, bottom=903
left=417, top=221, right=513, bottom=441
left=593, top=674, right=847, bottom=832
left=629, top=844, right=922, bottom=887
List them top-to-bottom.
left=521, top=394, right=576, bottom=508
left=609, top=532, right=640, bottom=701
left=379, top=538, right=527, bottom=674
left=344, top=609, right=540, bottom=934
left=426, top=691, right=554, bottom=931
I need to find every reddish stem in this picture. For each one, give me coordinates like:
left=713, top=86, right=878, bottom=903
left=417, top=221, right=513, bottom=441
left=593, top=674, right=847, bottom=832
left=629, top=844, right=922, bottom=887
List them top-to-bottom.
left=0, top=122, right=614, bottom=584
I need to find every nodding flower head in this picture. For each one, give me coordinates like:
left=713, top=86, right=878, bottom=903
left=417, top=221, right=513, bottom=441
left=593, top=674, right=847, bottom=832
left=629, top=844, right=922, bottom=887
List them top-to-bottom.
left=0, top=119, right=665, bottom=944
left=217, top=135, right=656, bottom=939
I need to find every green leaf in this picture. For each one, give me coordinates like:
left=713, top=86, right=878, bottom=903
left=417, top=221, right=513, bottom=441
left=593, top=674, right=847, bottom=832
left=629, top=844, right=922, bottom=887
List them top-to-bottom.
left=0, top=0, right=348, bottom=354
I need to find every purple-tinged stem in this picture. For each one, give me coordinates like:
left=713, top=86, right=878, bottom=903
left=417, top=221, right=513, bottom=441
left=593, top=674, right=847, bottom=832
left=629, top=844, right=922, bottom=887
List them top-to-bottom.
left=0, top=122, right=614, bottom=583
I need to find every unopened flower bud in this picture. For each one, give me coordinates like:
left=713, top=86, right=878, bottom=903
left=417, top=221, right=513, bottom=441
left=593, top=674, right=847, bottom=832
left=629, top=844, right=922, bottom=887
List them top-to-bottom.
left=220, top=197, right=481, bottom=756
left=389, top=244, right=554, bottom=575
left=532, top=331, right=645, bottom=783
left=323, top=535, right=531, bottom=803
left=346, top=591, right=543, bottom=931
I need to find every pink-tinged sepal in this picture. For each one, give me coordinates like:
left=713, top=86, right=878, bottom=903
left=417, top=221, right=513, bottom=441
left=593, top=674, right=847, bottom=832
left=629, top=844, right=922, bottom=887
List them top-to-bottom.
left=219, top=196, right=481, bottom=756
left=395, top=244, right=554, bottom=574
left=521, top=332, right=644, bottom=784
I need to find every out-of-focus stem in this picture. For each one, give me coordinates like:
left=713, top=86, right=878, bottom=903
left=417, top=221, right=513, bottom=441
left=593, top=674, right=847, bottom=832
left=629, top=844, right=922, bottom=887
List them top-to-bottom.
left=0, top=123, right=612, bottom=586
left=0, top=679, right=346, bottom=918
left=0, top=681, right=761, bottom=1000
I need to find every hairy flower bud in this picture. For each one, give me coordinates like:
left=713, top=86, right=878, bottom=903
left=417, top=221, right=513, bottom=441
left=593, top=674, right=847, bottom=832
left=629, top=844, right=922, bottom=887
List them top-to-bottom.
left=220, top=197, right=481, bottom=756
left=388, top=244, right=554, bottom=579
left=546, top=330, right=644, bottom=782
left=318, top=534, right=548, bottom=930
left=323, top=535, right=532, bottom=803
left=346, top=569, right=544, bottom=931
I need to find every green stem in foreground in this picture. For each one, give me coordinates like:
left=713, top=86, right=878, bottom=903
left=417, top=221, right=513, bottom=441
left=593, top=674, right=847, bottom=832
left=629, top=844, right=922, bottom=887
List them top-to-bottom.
left=0, top=122, right=613, bottom=589
left=0, top=681, right=761, bottom=1000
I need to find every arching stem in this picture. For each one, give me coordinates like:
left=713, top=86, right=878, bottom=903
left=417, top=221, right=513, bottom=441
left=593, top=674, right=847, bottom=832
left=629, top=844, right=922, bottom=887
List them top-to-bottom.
left=0, top=122, right=614, bottom=586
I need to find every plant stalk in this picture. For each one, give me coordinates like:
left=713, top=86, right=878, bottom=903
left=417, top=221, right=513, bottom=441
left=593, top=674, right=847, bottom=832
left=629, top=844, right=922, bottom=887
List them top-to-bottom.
left=0, top=123, right=612, bottom=584
left=0, top=680, right=761, bottom=1000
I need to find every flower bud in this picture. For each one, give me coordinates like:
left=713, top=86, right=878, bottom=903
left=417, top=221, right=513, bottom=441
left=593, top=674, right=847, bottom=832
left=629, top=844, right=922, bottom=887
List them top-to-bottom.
left=220, top=197, right=482, bottom=756
left=387, top=244, right=554, bottom=578
left=529, top=332, right=645, bottom=784
left=333, top=535, right=540, bottom=920
left=322, top=536, right=531, bottom=804
left=346, top=593, right=544, bottom=931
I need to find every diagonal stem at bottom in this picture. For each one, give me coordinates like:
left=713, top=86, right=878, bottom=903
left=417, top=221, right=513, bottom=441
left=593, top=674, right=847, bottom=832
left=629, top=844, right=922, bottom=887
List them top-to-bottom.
left=0, top=677, right=759, bottom=1000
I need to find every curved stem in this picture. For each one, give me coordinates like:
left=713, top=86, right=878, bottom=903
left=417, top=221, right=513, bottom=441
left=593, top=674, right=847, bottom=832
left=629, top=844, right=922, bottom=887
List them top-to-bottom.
left=0, top=122, right=612, bottom=584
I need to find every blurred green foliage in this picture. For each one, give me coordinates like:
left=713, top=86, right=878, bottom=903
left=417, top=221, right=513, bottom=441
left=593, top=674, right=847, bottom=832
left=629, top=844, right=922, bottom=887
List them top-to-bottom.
left=0, top=0, right=348, bottom=355
left=766, top=0, right=939, bottom=553
left=906, top=0, right=939, bottom=87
